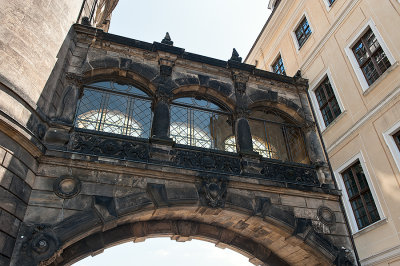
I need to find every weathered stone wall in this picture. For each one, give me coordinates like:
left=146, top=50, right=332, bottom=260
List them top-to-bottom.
left=0, top=0, right=83, bottom=127
left=4, top=24, right=357, bottom=266
left=0, top=132, right=37, bottom=265
left=17, top=156, right=351, bottom=265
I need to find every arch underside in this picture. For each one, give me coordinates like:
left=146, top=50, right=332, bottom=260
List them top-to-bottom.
left=17, top=204, right=340, bottom=266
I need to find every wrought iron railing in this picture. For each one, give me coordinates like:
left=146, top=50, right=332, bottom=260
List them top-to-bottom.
left=68, top=130, right=319, bottom=187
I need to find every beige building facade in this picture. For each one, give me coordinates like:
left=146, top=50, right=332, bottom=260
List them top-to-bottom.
left=246, top=0, right=400, bottom=265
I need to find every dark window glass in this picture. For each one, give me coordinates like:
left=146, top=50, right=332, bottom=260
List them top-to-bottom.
left=295, top=17, right=312, bottom=48
left=352, top=29, right=391, bottom=85
left=272, top=55, right=286, bottom=75
left=314, top=78, right=341, bottom=126
left=74, top=82, right=152, bottom=138
left=394, top=130, right=400, bottom=152
left=342, top=161, right=380, bottom=229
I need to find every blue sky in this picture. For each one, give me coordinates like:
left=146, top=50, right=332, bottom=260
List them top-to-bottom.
left=76, top=0, right=271, bottom=265
left=108, top=0, right=271, bottom=61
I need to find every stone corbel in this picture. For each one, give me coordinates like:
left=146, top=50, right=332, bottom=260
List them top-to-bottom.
left=158, top=54, right=177, bottom=78
left=232, top=71, right=249, bottom=95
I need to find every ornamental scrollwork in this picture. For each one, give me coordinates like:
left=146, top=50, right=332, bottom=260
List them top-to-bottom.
left=69, top=132, right=149, bottom=161
left=172, top=149, right=241, bottom=174
left=260, top=161, right=319, bottom=186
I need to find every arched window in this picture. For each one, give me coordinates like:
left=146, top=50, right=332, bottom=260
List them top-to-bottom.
left=74, top=81, right=152, bottom=138
left=170, top=97, right=233, bottom=150
left=248, top=110, right=309, bottom=164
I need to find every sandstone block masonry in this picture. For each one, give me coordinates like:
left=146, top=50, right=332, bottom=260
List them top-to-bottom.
left=1, top=22, right=357, bottom=265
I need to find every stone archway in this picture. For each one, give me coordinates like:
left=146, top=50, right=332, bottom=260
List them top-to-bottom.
left=15, top=201, right=339, bottom=266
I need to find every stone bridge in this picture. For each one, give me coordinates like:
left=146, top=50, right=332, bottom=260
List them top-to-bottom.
left=0, top=24, right=356, bottom=265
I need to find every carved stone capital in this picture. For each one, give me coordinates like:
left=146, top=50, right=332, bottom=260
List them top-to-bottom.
left=65, top=72, right=84, bottom=87
left=154, top=86, right=173, bottom=105
left=234, top=106, right=251, bottom=119
left=302, top=120, right=316, bottom=132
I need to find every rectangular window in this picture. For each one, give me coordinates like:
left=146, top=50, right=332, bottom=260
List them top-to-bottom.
left=327, top=0, right=335, bottom=5
left=295, top=17, right=312, bottom=48
left=352, top=29, right=391, bottom=86
left=272, top=55, right=286, bottom=75
left=314, top=78, right=341, bottom=126
left=394, top=130, right=400, bottom=152
left=341, top=161, right=380, bottom=229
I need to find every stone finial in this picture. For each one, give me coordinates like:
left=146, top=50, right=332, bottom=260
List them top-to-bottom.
left=161, top=32, right=173, bottom=46
left=230, top=48, right=242, bottom=63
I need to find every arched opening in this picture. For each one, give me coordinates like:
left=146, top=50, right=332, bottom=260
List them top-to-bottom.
left=74, top=81, right=153, bottom=139
left=170, top=97, right=233, bottom=151
left=248, top=109, right=309, bottom=164
left=73, top=237, right=254, bottom=266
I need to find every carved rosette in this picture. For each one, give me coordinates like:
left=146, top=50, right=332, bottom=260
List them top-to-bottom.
left=200, top=175, right=228, bottom=208
left=53, top=176, right=82, bottom=199
left=317, top=206, right=336, bottom=226
left=18, top=224, right=60, bottom=266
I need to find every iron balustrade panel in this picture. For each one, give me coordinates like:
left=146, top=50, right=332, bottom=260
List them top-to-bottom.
left=75, top=84, right=152, bottom=139
left=69, top=130, right=150, bottom=161
left=68, top=131, right=319, bottom=187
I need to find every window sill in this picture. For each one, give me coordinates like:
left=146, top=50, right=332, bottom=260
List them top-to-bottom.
left=362, top=61, right=399, bottom=96
left=321, top=110, right=347, bottom=134
left=352, top=217, right=388, bottom=238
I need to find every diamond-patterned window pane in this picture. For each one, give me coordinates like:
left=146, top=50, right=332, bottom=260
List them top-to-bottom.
left=75, top=87, right=152, bottom=138
left=170, top=98, right=233, bottom=151
left=248, top=117, right=309, bottom=163
left=224, top=136, right=236, bottom=153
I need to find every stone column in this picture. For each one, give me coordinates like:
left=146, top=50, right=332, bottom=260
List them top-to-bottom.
left=150, top=88, right=173, bottom=143
left=235, top=112, right=254, bottom=154
left=302, top=122, right=334, bottom=186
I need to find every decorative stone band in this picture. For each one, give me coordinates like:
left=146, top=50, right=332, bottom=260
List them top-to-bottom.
left=68, top=130, right=320, bottom=187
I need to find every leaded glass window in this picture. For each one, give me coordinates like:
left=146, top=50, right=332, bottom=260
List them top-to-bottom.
left=295, top=17, right=312, bottom=48
left=352, top=29, right=391, bottom=85
left=74, top=82, right=152, bottom=138
left=170, top=97, right=233, bottom=150
left=248, top=111, right=309, bottom=164
left=341, top=161, right=380, bottom=229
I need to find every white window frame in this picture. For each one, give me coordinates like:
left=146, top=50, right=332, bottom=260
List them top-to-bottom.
left=322, top=0, right=336, bottom=11
left=291, top=12, right=313, bottom=51
left=344, top=19, right=396, bottom=92
left=270, top=52, right=286, bottom=75
left=309, top=69, right=345, bottom=131
left=383, top=120, right=400, bottom=172
left=334, top=152, right=385, bottom=234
